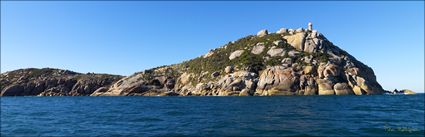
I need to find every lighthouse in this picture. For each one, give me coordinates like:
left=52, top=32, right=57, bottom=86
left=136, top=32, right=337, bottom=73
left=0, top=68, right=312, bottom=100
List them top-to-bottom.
left=308, top=22, right=313, bottom=31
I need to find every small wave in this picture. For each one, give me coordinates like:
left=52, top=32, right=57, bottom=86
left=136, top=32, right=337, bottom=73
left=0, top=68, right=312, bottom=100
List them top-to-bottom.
left=164, top=111, right=185, bottom=116
left=134, top=117, right=164, bottom=122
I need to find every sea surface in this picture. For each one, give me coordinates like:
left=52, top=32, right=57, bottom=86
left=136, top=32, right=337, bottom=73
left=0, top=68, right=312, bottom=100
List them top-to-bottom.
left=1, top=94, right=424, bottom=136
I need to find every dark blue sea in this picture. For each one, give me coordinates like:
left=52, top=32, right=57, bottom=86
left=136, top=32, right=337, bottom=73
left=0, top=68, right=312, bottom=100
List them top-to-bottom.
left=1, top=94, right=424, bottom=136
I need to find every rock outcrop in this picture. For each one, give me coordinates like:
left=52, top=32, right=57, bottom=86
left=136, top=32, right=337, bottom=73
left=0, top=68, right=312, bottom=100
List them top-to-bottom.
left=2, top=23, right=393, bottom=96
left=257, top=29, right=268, bottom=37
left=229, top=50, right=244, bottom=60
left=1, top=68, right=122, bottom=96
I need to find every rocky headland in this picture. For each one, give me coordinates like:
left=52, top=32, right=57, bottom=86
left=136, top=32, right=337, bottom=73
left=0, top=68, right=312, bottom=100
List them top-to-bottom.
left=1, top=23, right=414, bottom=96
left=0, top=68, right=122, bottom=96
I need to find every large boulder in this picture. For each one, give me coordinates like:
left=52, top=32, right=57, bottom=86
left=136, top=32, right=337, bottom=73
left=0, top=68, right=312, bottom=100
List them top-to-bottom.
left=257, top=29, right=268, bottom=37
left=284, top=32, right=306, bottom=51
left=304, top=37, right=319, bottom=53
left=251, top=43, right=265, bottom=55
left=267, top=47, right=284, bottom=57
left=229, top=50, right=244, bottom=60
left=318, top=63, right=341, bottom=80
left=324, top=64, right=341, bottom=78
left=224, top=66, right=234, bottom=74
left=256, top=66, right=297, bottom=96
left=303, top=66, right=314, bottom=75
left=98, top=76, right=147, bottom=96
left=355, top=76, right=383, bottom=95
left=317, top=79, right=334, bottom=95
left=333, top=83, right=354, bottom=95
left=352, top=86, right=364, bottom=95
left=90, top=87, right=109, bottom=96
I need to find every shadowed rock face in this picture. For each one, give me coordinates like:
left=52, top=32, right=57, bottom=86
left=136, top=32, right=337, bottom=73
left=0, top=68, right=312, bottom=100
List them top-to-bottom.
left=1, top=24, right=387, bottom=96
left=0, top=68, right=122, bottom=96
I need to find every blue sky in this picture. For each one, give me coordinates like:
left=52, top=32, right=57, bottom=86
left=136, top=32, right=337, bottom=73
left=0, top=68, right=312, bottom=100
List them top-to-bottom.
left=1, top=1, right=424, bottom=92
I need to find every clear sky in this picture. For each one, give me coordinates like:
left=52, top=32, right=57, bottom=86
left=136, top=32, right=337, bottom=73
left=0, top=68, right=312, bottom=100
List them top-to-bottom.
left=1, top=1, right=424, bottom=92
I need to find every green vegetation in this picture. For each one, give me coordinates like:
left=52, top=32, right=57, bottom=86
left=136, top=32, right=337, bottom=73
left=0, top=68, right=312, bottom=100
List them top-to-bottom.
left=139, top=32, right=333, bottom=86
left=180, top=33, right=291, bottom=74
left=236, top=51, right=265, bottom=72
left=265, top=56, right=284, bottom=66
left=140, top=65, right=180, bottom=81
left=28, top=68, right=58, bottom=77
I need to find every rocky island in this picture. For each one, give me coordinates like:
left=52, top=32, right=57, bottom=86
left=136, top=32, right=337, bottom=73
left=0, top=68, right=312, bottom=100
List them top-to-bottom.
left=0, top=23, right=414, bottom=96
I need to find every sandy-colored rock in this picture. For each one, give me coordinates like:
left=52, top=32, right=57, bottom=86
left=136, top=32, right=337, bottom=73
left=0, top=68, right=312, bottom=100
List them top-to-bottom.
left=257, top=29, right=268, bottom=37
left=284, top=32, right=306, bottom=51
left=251, top=43, right=265, bottom=55
left=267, top=47, right=284, bottom=57
left=229, top=50, right=244, bottom=60
left=225, top=66, right=234, bottom=74
left=256, top=66, right=296, bottom=96
left=303, top=66, right=314, bottom=75
left=179, top=73, right=192, bottom=85
left=317, top=79, right=334, bottom=95
left=334, top=83, right=354, bottom=95
left=304, top=85, right=317, bottom=95
left=352, top=86, right=364, bottom=95
left=90, top=87, right=109, bottom=96
left=239, top=89, right=250, bottom=96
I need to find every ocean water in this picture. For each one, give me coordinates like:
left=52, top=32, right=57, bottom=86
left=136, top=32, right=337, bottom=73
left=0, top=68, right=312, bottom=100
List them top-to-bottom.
left=1, top=94, right=424, bottom=136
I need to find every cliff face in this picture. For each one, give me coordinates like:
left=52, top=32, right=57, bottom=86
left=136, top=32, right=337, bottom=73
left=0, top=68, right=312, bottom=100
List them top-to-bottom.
left=1, top=23, right=386, bottom=96
left=0, top=68, right=123, bottom=96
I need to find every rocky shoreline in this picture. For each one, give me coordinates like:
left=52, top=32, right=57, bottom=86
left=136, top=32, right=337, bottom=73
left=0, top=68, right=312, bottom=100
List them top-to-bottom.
left=0, top=23, right=415, bottom=96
